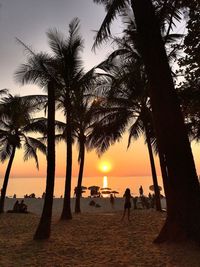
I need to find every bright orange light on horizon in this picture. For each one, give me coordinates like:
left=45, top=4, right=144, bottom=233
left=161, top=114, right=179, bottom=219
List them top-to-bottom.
left=99, top=161, right=112, bottom=173
left=103, top=176, right=108, bottom=188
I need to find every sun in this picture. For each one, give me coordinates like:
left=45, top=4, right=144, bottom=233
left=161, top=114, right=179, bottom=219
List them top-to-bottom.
left=99, top=161, right=112, bottom=173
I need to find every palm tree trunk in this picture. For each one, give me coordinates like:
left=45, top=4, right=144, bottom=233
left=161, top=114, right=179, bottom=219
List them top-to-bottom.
left=131, top=0, right=200, bottom=242
left=34, top=81, right=55, bottom=240
left=60, top=107, right=72, bottom=220
left=145, top=126, right=162, bottom=211
left=75, top=136, right=85, bottom=213
left=0, top=146, right=16, bottom=213
left=157, top=149, right=170, bottom=209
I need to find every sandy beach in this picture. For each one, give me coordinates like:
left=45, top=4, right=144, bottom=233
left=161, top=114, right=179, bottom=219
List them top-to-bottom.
left=0, top=199, right=200, bottom=266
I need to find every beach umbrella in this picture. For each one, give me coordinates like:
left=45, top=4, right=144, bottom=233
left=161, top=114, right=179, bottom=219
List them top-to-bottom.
left=149, top=185, right=162, bottom=191
left=74, top=186, right=87, bottom=190
left=81, top=186, right=87, bottom=190
left=88, top=186, right=100, bottom=190
left=100, top=187, right=111, bottom=190
left=101, top=190, right=111, bottom=194
left=110, top=190, right=119, bottom=197
left=111, top=190, right=119, bottom=194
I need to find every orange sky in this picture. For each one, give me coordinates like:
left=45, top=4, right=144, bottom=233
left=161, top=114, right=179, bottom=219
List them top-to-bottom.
left=0, top=133, right=199, bottom=179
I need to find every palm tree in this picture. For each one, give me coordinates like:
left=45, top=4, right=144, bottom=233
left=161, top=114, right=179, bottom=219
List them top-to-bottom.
left=93, top=0, right=200, bottom=242
left=92, top=4, right=181, bottom=207
left=92, top=17, right=163, bottom=210
left=45, top=18, right=83, bottom=220
left=47, top=18, right=97, bottom=220
left=15, top=43, right=59, bottom=239
left=89, top=59, right=162, bottom=211
left=0, top=94, right=46, bottom=213
left=72, top=95, right=102, bottom=213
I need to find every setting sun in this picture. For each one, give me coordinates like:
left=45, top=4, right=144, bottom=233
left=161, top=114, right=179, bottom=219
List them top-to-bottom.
left=99, top=161, right=112, bottom=173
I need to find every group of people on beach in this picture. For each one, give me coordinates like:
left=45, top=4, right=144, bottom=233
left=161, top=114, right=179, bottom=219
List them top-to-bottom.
left=120, top=186, right=156, bottom=221
left=12, top=200, right=28, bottom=213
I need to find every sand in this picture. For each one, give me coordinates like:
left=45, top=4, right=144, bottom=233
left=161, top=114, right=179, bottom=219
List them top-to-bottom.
left=0, top=205, right=200, bottom=266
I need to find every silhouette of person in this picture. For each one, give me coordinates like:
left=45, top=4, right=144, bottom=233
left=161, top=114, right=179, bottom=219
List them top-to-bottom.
left=139, top=186, right=143, bottom=196
left=121, top=188, right=132, bottom=221
left=110, top=193, right=115, bottom=208
left=133, top=196, right=138, bottom=209
left=13, top=200, right=20, bottom=212
left=19, top=200, right=27, bottom=212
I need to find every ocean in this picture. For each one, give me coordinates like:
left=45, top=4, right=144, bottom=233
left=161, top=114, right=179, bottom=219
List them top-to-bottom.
left=0, top=176, right=164, bottom=198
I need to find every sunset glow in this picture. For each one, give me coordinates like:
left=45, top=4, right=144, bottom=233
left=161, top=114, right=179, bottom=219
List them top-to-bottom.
left=99, top=161, right=112, bottom=173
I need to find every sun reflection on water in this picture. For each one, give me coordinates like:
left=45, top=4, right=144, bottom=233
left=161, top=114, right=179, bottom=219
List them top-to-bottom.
left=103, top=176, right=108, bottom=188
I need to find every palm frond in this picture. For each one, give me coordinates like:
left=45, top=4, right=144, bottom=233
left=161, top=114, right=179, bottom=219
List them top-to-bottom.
left=93, top=0, right=127, bottom=49
left=47, top=28, right=65, bottom=58
left=0, top=89, right=9, bottom=97
left=87, top=109, right=130, bottom=155
left=127, top=116, right=144, bottom=148
left=23, top=136, right=46, bottom=169
left=0, top=142, right=13, bottom=162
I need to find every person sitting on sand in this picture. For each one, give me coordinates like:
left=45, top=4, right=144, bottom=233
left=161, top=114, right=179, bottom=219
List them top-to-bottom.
left=121, top=188, right=132, bottom=221
left=13, top=200, right=20, bottom=212
left=19, top=200, right=27, bottom=213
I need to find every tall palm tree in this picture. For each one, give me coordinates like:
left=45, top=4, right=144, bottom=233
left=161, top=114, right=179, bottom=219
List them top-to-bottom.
left=93, top=0, right=200, bottom=242
left=45, top=18, right=83, bottom=220
left=47, top=18, right=97, bottom=220
left=15, top=43, right=59, bottom=239
left=0, top=94, right=46, bottom=213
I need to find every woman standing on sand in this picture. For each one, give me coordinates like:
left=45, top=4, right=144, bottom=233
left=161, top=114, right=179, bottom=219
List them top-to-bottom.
left=121, top=188, right=132, bottom=221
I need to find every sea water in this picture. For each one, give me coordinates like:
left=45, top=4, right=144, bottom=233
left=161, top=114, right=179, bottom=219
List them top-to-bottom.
left=0, top=176, right=164, bottom=198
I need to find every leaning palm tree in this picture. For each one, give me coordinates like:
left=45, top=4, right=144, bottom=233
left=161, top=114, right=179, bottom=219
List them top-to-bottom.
left=93, top=0, right=200, bottom=242
left=101, top=8, right=183, bottom=211
left=92, top=20, right=163, bottom=210
left=89, top=61, right=162, bottom=211
left=0, top=94, right=46, bottom=213
left=72, top=94, right=104, bottom=213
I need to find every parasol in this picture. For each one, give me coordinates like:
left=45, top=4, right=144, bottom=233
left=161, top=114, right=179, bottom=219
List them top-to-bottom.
left=149, top=185, right=162, bottom=191
left=81, top=186, right=87, bottom=190
left=88, top=186, right=100, bottom=190
left=100, top=187, right=111, bottom=190
left=101, top=190, right=111, bottom=194
left=111, top=190, right=119, bottom=194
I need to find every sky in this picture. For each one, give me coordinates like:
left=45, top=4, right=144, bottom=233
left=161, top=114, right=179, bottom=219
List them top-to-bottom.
left=0, top=0, right=200, bottom=179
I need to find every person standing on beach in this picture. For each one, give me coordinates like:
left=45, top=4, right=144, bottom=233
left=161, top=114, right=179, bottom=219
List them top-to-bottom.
left=139, top=186, right=143, bottom=196
left=121, top=188, right=132, bottom=221
left=110, top=193, right=115, bottom=209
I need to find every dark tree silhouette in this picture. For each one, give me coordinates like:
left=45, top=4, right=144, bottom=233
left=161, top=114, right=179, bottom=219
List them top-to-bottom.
left=93, top=0, right=200, bottom=242
left=15, top=42, right=58, bottom=239
left=0, top=94, right=46, bottom=213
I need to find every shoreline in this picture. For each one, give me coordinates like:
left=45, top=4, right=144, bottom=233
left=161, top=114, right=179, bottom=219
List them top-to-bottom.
left=4, top=197, right=167, bottom=215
